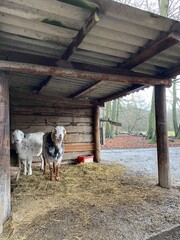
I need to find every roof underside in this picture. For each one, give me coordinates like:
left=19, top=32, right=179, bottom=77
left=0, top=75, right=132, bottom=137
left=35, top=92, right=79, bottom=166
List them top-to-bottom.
left=0, top=0, right=180, bottom=105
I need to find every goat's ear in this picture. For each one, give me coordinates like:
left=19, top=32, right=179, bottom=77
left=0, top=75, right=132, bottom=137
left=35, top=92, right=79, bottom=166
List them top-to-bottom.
left=51, top=132, right=55, bottom=142
left=25, top=133, right=30, bottom=140
left=64, top=134, right=67, bottom=143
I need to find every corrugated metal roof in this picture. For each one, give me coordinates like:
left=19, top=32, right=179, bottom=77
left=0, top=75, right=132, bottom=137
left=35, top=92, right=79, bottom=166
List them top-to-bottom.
left=0, top=0, right=180, bottom=104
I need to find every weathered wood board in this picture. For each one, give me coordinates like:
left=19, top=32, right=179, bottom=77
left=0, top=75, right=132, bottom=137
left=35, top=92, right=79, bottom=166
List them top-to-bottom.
left=0, top=72, right=10, bottom=234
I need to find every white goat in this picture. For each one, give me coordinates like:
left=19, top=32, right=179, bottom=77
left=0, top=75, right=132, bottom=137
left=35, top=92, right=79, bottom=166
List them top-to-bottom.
left=43, top=126, right=66, bottom=181
left=11, top=130, right=45, bottom=175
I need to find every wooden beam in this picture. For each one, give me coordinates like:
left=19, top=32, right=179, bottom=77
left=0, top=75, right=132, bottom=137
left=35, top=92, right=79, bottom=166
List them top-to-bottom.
left=38, top=10, right=100, bottom=93
left=62, top=11, right=100, bottom=60
left=121, top=32, right=180, bottom=69
left=57, top=59, right=174, bottom=79
left=0, top=61, right=172, bottom=87
left=0, top=72, right=10, bottom=234
left=71, top=81, right=105, bottom=99
left=100, top=84, right=145, bottom=103
left=155, top=85, right=171, bottom=188
left=10, top=90, right=101, bottom=107
left=94, top=106, right=101, bottom=162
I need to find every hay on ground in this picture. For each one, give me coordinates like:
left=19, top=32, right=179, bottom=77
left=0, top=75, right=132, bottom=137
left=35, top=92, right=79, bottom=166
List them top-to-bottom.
left=3, top=163, right=168, bottom=240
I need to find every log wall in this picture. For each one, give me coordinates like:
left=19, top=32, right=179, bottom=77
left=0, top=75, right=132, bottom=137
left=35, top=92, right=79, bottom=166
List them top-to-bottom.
left=10, top=100, right=95, bottom=165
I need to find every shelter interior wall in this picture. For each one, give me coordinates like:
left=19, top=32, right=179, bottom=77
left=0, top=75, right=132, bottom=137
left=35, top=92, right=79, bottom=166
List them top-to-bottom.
left=10, top=99, right=94, bottom=165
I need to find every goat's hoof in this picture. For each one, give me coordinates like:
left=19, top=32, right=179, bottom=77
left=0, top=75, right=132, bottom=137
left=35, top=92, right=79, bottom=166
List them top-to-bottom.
left=55, top=177, right=60, bottom=181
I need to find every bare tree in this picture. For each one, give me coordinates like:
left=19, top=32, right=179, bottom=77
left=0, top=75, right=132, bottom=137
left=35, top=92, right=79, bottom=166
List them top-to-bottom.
left=172, top=78, right=180, bottom=138
left=119, top=94, right=149, bottom=134
left=105, top=101, right=111, bottom=138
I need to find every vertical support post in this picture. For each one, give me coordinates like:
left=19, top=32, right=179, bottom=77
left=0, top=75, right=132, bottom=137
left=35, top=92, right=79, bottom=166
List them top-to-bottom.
left=0, top=72, right=10, bottom=234
left=155, top=85, right=171, bottom=188
left=94, top=105, right=101, bottom=162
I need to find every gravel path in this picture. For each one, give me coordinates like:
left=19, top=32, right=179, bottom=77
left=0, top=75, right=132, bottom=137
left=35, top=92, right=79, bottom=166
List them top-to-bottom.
left=101, top=147, right=180, bottom=184
left=147, top=226, right=180, bottom=240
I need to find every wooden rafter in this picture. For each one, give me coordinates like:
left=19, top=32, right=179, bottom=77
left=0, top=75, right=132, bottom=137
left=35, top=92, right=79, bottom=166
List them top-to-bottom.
left=37, top=10, right=100, bottom=94
left=62, top=11, right=100, bottom=61
left=120, top=31, right=180, bottom=69
left=0, top=60, right=171, bottom=87
left=71, top=81, right=104, bottom=99
left=100, top=84, right=144, bottom=103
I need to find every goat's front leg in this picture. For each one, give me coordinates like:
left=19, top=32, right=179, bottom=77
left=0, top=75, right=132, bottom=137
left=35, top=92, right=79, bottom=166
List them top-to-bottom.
left=40, top=154, right=44, bottom=171
left=43, top=155, right=47, bottom=175
left=27, top=157, right=32, bottom=175
left=18, top=158, right=22, bottom=172
left=22, top=160, right=27, bottom=175
left=53, top=162, right=56, bottom=173
left=49, top=163, right=53, bottom=181
left=55, top=164, right=60, bottom=181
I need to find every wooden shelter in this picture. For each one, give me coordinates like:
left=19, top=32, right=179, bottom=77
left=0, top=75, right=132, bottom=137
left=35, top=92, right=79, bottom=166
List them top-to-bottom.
left=0, top=0, right=180, bottom=233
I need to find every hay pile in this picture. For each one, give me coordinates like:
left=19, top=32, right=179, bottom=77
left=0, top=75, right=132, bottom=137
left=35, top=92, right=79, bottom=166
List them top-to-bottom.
left=3, top=163, right=167, bottom=240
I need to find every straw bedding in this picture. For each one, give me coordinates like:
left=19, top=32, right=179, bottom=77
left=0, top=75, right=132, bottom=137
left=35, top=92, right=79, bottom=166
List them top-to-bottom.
left=2, top=163, right=180, bottom=240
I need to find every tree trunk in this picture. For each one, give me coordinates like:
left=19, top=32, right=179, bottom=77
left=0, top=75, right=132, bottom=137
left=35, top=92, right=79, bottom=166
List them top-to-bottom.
left=147, top=0, right=169, bottom=140
left=158, top=0, right=169, bottom=16
left=158, top=0, right=169, bottom=17
left=172, top=80, right=180, bottom=138
left=147, top=89, right=156, bottom=140
left=111, top=99, right=117, bottom=138
left=116, top=99, right=121, bottom=135
left=105, top=101, right=111, bottom=138
left=176, top=126, right=180, bottom=138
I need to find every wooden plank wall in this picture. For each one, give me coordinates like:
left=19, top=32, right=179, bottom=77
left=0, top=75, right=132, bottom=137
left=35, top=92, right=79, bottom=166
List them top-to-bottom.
left=10, top=100, right=95, bottom=165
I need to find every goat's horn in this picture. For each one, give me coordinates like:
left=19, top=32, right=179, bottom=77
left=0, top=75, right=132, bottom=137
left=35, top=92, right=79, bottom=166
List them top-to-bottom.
left=45, top=118, right=56, bottom=127
left=64, top=118, right=77, bottom=127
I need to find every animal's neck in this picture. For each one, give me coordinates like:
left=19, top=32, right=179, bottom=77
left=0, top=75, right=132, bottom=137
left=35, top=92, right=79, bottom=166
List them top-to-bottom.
left=54, top=141, right=63, bottom=148
left=15, top=142, right=22, bottom=153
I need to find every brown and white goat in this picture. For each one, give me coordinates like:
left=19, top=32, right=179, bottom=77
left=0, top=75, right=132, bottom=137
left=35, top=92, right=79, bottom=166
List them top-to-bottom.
left=43, top=126, right=66, bottom=181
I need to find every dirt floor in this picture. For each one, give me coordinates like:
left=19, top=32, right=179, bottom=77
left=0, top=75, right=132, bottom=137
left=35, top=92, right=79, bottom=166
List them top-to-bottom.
left=102, top=134, right=180, bottom=149
left=1, top=135, right=180, bottom=240
left=1, top=162, right=180, bottom=240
